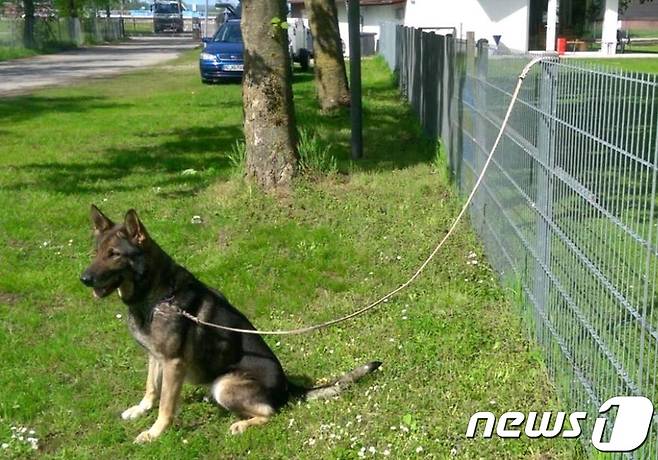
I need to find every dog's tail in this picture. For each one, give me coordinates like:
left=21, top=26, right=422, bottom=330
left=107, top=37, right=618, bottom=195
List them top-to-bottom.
left=289, top=361, right=382, bottom=401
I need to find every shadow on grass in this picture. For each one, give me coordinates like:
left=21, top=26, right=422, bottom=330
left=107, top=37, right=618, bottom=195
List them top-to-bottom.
left=6, top=59, right=434, bottom=196
left=295, top=66, right=436, bottom=172
left=292, top=70, right=315, bottom=84
left=0, top=95, right=131, bottom=123
left=7, top=125, right=243, bottom=195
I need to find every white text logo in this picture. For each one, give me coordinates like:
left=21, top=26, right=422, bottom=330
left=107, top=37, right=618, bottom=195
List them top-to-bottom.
left=466, top=396, right=653, bottom=453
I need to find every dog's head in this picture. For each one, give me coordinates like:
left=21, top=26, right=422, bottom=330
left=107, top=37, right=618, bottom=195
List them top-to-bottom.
left=80, top=205, right=149, bottom=299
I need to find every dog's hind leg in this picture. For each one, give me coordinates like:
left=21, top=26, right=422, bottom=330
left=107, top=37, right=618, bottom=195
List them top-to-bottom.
left=122, top=355, right=162, bottom=421
left=211, top=373, right=275, bottom=435
left=228, top=413, right=271, bottom=435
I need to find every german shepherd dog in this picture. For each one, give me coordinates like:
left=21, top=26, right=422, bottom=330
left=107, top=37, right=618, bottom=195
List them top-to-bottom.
left=80, top=205, right=381, bottom=443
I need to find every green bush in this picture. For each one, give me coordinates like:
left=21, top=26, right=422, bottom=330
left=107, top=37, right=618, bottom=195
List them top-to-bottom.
left=297, top=128, right=337, bottom=176
left=226, top=139, right=246, bottom=175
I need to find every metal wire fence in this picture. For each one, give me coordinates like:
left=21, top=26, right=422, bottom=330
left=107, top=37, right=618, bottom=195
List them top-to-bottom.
left=0, top=17, right=124, bottom=49
left=380, top=22, right=658, bottom=456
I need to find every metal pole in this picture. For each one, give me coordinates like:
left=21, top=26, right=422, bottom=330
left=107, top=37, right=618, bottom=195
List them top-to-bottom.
left=178, top=0, right=183, bottom=28
left=348, top=0, right=362, bottom=159
left=546, top=0, right=557, bottom=52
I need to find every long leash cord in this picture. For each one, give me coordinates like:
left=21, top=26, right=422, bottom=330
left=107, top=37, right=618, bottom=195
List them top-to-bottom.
left=170, top=57, right=544, bottom=336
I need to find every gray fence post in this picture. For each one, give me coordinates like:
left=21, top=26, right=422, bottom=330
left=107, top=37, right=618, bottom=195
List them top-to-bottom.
left=68, top=17, right=83, bottom=46
left=395, top=25, right=401, bottom=82
left=401, top=27, right=410, bottom=101
left=411, top=27, right=421, bottom=114
left=419, top=30, right=426, bottom=131
left=420, top=31, right=438, bottom=139
left=465, top=32, right=475, bottom=77
left=436, top=33, right=445, bottom=141
left=443, top=34, right=454, bottom=172
left=473, top=39, right=488, bottom=232
left=533, top=61, right=557, bottom=337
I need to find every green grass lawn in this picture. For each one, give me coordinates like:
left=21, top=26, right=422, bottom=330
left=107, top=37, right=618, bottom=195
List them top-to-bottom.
left=628, top=28, right=658, bottom=38
left=0, top=43, right=80, bottom=63
left=626, top=43, right=658, bottom=53
left=0, top=45, right=40, bottom=62
left=0, top=54, right=580, bottom=458
left=569, top=56, right=658, bottom=74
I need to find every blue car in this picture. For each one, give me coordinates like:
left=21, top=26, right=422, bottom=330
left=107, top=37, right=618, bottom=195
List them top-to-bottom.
left=199, top=19, right=243, bottom=83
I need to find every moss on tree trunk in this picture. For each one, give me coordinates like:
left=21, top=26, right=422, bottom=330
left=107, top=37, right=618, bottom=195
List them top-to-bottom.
left=241, top=0, right=298, bottom=189
left=304, top=0, right=351, bottom=110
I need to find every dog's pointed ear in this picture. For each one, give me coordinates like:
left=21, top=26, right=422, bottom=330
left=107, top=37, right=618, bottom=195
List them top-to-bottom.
left=90, top=204, right=114, bottom=236
left=124, top=209, right=149, bottom=245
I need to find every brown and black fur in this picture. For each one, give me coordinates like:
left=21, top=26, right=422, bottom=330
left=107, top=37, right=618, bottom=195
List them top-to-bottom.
left=80, top=205, right=381, bottom=443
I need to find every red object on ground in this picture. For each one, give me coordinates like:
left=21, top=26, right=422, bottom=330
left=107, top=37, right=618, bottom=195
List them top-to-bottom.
left=557, top=37, right=567, bottom=55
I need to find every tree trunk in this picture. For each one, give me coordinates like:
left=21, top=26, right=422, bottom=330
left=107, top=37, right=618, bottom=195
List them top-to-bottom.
left=23, top=0, right=35, bottom=49
left=69, top=0, right=77, bottom=17
left=241, top=0, right=298, bottom=189
left=304, top=0, right=350, bottom=110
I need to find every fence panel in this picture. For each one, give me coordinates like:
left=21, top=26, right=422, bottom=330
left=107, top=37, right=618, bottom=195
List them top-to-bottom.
left=0, top=17, right=125, bottom=49
left=379, top=22, right=396, bottom=71
left=380, top=22, right=658, bottom=456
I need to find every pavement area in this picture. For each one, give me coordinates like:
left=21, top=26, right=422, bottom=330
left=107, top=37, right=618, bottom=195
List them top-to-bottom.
left=0, top=36, right=198, bottom=97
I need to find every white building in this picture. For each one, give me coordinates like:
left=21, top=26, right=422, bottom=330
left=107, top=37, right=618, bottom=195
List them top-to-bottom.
left=289, top=0, right=622, bottom=56
left=289, top=0, right=405, bottom=56
left=404, top=0, right=621, bottom=55
left=404, top=0, right=530, bottom=52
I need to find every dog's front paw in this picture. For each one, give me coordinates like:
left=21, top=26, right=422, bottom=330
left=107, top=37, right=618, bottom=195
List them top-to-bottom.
left=121, top=400, right=153, bottom=421
left=134, top=419, right=170, bottom=444
left=229, top=420, right=249, bottom=435
left=134, top=430, right=155, bottom=444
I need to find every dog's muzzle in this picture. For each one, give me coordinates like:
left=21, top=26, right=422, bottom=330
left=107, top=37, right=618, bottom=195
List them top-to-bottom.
left=80, top=269, right=122, bottom=298
left=80, top=271, right=95, bottom=287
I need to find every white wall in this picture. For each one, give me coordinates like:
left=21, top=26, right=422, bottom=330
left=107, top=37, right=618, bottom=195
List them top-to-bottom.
left=403, top=0, right=530, bottom=52
left=600, top=0, right=619, bottom=55
left=294, top=3, right=403, bottom=57
left=336, top=4, right=404, bottom=56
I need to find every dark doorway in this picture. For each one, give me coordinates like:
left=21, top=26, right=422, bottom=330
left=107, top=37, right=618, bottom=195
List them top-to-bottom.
left=528, top=0, right=548, bottom=50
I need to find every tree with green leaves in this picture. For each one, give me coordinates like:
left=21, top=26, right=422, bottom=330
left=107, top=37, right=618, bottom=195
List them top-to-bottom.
left=241, top=0, right=298, bottom=189
left=620, top=0, right=654, bottom=13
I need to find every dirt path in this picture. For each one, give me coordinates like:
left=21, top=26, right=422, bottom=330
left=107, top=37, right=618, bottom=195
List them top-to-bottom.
left=0, top=36, right=197, bottom=96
